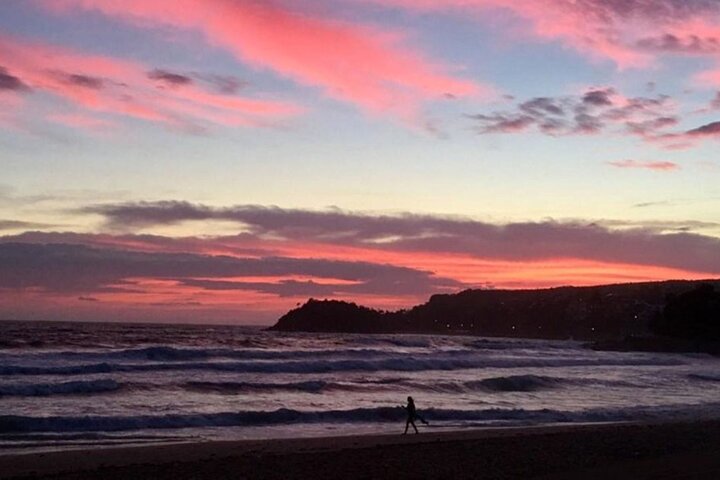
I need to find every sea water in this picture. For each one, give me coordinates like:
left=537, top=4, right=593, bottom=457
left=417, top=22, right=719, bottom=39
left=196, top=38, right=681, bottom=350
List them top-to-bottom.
left=2, top=320, right=720, bottom=453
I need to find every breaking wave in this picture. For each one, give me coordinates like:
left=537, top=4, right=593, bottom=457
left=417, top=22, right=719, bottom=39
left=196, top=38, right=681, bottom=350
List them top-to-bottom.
left=0, top=346, right=402, bottom=363
left=0, top=355, right=684, bottom=377
left=0, top=379, right=121, bottom=397
left=4, top=403, right=720, bottom=434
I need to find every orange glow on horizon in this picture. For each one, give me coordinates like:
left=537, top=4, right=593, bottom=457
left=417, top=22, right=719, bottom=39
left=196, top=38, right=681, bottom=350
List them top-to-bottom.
left=222, top=240, right=717, bottom=289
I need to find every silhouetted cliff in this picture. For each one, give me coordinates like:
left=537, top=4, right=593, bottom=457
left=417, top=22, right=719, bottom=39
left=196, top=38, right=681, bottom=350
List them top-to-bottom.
left=269, top=279, right=720, bottom=342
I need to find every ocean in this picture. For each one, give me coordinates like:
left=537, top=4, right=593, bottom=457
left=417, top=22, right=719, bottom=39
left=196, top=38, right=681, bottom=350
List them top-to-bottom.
left=2, top=320, right=720, bottom=453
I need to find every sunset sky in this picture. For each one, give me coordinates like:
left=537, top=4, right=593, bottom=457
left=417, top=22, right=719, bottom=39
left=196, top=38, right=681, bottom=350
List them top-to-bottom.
left=1, top=0, right=719, bottom=324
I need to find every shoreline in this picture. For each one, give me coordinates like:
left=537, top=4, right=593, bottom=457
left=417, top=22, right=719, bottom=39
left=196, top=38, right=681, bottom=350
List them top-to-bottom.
left=4, top=420, right=720, bottom=479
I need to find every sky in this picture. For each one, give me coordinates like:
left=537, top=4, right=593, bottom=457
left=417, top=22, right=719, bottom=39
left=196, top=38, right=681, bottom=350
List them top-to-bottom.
left=1, top=0, right=719, bottom=324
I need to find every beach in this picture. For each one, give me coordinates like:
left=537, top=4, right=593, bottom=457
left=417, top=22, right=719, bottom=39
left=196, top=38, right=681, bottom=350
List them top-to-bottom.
left=4, top=420, right=720, bottom=479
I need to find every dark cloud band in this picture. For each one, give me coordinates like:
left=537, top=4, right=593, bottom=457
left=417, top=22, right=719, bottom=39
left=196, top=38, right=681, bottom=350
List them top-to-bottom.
left=74, top=201, right=720, bottom=273
left=0, top=242, right=460, bottom=296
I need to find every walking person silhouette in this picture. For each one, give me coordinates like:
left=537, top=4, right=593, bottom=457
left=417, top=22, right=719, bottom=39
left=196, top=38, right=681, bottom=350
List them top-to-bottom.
left=402, top=396, right=429, bottom=434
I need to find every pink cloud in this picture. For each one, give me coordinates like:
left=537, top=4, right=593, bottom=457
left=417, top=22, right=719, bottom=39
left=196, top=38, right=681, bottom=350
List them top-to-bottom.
left=43, top=0, right=485, bottom=122
left=363, top=0, right=720, bottom=68
left=0, top=34, right=300, bottom=133
left=696, top=67, right=720, bottom=87
left=646, top=120, right=720, bottom=148
left=686, top=121, right=720, bottom=137
left=607, top=159, right=680, bottom=171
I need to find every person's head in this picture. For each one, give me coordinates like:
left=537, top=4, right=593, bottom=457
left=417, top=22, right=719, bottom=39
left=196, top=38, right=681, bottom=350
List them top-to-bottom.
left=407, top=396, right=413, bottom=403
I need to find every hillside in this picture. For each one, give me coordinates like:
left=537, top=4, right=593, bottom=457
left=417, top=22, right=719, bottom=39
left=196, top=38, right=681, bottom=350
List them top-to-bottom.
left=269, top=279, right=720, bottom=342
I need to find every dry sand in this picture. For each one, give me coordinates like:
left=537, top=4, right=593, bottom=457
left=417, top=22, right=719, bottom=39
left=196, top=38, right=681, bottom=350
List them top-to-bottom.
left=3, top=421, right=720, bottom=479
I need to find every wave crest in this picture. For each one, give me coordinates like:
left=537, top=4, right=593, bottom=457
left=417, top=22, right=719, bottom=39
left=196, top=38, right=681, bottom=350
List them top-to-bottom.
left=0, top=356, right=684, bottom=377
left=0, top=379, right=120, bottom=397
left=5, top=403, right=720, bottom=434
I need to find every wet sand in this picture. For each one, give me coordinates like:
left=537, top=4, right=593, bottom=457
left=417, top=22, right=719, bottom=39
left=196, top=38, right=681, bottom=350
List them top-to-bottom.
left=3, top=420, right=720, bottom=479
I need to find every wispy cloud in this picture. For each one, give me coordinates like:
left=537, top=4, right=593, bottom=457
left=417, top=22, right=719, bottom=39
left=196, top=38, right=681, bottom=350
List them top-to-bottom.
left=43, top=0, right=488, bottom=123
left=364, top=0, right=720, bottom=68
left=636, top=33, right=720, bottom=55
left=0, top=34, right=300, bottom=133
left=0, top=66, right=31, bottom=91
left=147, top=69, right=193, bottom=88
left=467, top=85, right=720, bottom=148
left=468, top=88, right=680, bottom=141
left=686, top=121, right=720, bottom=137
left=607, top=159, right=680, bottom=171
left=633, top=200, right=677, bottom=208
left=597, top=218, right=720, bottom=232
left=0, top=219, right=54, bottom=231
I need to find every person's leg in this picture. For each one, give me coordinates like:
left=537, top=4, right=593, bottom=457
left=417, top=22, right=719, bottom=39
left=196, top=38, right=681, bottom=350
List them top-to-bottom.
left=404, top=419, right=410, bottom=434
left=412, top=419, right=418, bottom=434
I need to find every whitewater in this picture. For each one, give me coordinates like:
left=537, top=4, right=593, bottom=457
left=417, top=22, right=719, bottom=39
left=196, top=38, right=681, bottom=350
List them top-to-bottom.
left=2, top=320, right=720, bottom=453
